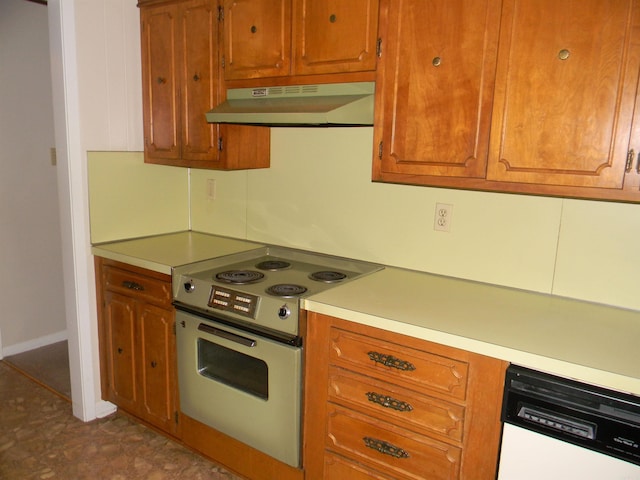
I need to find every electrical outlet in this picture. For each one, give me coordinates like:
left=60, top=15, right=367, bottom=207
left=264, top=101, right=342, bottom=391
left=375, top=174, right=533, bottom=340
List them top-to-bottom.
left=434, top=203, right=453, bottom=232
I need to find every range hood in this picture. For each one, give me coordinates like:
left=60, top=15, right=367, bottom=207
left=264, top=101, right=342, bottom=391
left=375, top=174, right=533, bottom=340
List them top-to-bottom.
left=206, top=82, right=375, bottom=126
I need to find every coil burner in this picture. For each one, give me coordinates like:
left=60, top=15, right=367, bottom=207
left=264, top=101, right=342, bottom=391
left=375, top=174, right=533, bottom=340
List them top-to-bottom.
left=256, top=260, right=291, bottom=271
left=215, top=270, right=265, bottom=284
left=309, top=270, right=348, bottom=283
left=266, top=284, right=308, bottom=298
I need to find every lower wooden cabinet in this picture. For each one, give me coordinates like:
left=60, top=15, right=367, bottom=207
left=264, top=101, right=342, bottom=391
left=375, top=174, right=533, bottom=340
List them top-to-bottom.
left=95, top=257, right=179, bottom=437
left=303, top=312, right=507, bottom=479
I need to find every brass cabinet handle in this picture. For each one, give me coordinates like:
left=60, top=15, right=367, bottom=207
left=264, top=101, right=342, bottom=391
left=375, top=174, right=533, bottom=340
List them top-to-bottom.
left=558, top=49, right=570, bottom=60
left=432, top=56, right=442, bottom=67
left=626, top=149, right=635, bottom=173
left=122, top=280, right=144, bottom=291
left=367, top=351, right=416, bottom=371
left=366, top=391, right=414, bottom=412
left=363, top=437, right=410, bottom=459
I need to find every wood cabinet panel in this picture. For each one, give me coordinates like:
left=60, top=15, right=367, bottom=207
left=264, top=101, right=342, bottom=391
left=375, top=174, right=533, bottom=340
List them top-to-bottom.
left=140, top=0, right=270, bottom=170
left=223, top=0, right=292, bottom=80
left=292, top=0, right=379, bottom=75
left=373, top=0, right=500, bottom=180
left=486, top=0, right=640, bottom=189
left=141, top=3, right=180, bottom=161
left=96, top=257, right=179, bottom=437
left=103, top=291, right=138, bottom=412
left=303, top=312, right=507, bottom=480
left=329, top=327, right=469, bottom=401
left=328, top=366, right=465, bottom=442
left=327, top=404, right=461, bottom=480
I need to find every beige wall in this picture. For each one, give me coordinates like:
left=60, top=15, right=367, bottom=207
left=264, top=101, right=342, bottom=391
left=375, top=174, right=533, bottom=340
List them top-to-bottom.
left=0, top=0, right=67, bottom=353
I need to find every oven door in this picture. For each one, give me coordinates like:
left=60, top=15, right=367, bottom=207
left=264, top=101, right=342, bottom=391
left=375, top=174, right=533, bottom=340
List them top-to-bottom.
left=175, top=309, right=302, bottom=467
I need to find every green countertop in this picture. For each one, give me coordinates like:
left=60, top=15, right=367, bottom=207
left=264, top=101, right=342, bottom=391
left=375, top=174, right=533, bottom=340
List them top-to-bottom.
left=91, top=231, right=640, bottom=396
left=91, top=231, right=262, bottom=274
left=303, top=267, right=640, bottom=397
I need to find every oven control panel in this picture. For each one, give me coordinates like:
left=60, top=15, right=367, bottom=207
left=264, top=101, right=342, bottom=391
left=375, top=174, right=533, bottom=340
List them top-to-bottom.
left=208, top=286, right=259, bottom=319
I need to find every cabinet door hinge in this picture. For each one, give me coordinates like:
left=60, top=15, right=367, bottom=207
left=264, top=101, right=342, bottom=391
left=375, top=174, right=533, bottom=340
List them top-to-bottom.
left=217, top=5, right=224, bottom=22
left=376, top=38, right=383, bottom=58
left=221, top=55, right=226, bottom=69
left=218, top=136, right=224, bottom=151
left=378, top=141, right=384, bottom=159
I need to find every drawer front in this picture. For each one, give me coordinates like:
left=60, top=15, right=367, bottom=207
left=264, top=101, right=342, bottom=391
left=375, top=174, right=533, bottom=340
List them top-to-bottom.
left=104, top=266, right=171, bottom=307
left=329, top=328, right=469, bottom=401
left=328, top=366, right=465, bottom=442
left=326, top=404, right=461, bottom=480
left=324, top=452, right=396, bottom=480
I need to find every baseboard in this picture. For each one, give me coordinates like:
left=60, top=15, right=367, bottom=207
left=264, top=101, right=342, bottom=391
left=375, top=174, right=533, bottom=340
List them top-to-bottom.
left=2, top=330, right=68, bottom=358
left=94, top=400, right=117, bottom=419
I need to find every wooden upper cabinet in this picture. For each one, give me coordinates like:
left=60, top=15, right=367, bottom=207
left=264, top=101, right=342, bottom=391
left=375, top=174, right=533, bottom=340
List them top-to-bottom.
left=140, top=0, right=270, bottom=170
left=222, top=0, right=379, bottom=81
left=222, top=0, right=292, bottom=80
left=292, top=0, right=379, bottom=76
left=373, top=0, right=501, bottom=180
left=373, top=0, right=640, bottom=202
left=486, top=0, right=640, bottom=191
left=141, top=3, right=181, bottom=162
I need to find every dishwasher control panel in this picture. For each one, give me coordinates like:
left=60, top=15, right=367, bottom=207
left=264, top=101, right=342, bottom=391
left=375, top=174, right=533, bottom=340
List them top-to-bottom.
left=502, top=365, right=640, bottom=466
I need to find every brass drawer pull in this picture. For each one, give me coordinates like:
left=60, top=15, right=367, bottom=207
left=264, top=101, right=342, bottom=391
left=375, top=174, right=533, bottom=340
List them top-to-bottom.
left=122, top=280, right=145, bottom=291
left=367, top=351, right=416, bottom=371
left=366, top=391, right=414, bottom=412
left=363, top=437, right=410, bottom=459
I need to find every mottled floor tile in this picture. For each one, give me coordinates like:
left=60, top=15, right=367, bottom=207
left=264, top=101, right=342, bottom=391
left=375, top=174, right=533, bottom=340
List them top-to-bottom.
left=0, top=362, right=243, bottom=480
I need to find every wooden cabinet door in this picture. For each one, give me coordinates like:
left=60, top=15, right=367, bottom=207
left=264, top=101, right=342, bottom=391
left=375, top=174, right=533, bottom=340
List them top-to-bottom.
left=180, top=0, right=221, bottom=166
left=222, top=0, right=292, bottom=80
left=292, top=0, right=379, bottom=75
left=373, top=0, right=501, bottom=181
left=487, top=0, right=640, bottom=189
left=141, top=3, right=180, bottom=162
left=103, top=291, right=138, bottom=413
left=138, top=303, right=178, bottom=435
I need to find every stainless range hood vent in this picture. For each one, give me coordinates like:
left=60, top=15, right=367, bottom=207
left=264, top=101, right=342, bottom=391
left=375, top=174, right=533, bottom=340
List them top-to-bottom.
left=206, top=82, right=375, bottom=126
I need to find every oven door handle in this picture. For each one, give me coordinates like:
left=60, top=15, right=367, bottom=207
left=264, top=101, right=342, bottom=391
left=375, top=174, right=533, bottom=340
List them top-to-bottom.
left=198, top=323, right=257, bottom=347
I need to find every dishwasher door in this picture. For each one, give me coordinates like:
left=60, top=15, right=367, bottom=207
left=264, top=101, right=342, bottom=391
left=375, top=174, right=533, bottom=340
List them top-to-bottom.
left=498, top=365, right=640, bottom=480
left=499, top=423, right=640, bottom=479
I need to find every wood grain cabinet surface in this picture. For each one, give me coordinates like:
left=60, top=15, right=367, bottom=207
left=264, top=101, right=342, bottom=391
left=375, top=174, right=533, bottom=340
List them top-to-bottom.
left=139, top=0, right=269, bottom=170
left=222, top=0, right=379, bottom=82
left=373, top=0, right=640, bottom=202
left=95, top=257, right=179, bottom=437
left=303, top=312, right=507, bottom=480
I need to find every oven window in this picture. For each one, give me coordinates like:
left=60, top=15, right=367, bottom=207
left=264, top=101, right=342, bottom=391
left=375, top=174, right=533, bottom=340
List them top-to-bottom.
left=197, top=338, right=269, bottom=399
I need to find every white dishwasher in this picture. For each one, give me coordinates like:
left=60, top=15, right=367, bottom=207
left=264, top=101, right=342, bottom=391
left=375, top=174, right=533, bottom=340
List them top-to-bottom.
left=498, top=365, right=640, bottom=480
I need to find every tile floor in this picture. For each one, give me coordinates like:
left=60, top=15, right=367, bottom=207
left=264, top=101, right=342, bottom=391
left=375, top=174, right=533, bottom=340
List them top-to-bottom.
left=0, top=359, right=243, bottom=479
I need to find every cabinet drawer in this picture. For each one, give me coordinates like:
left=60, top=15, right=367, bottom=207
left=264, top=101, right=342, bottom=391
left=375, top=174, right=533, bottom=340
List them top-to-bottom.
left=103, top=266, right=171, bottom=307
left=329, top=327, right=469, bottom=401
left=328, top=366, right=465, bottom=442
left=326, top=404, right=461, bottom=480
left=324, top=452, right=395, bottom=480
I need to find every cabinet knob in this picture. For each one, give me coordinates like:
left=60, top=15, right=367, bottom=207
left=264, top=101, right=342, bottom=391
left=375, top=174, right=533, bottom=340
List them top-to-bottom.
left=329, top=14, right=337, bottom=23
left=250, top=25, right=257, bottom=33
left=558, top=49, right=570, bottom=60
left=432, top=56, right=442, bottom=67
left=193, top=73, right=200, bottom=82
left=156, top=77, right=166, bottom=84
left=117, top=347, right=123, bottom=354
left=151, top=361, right=157, bottom=368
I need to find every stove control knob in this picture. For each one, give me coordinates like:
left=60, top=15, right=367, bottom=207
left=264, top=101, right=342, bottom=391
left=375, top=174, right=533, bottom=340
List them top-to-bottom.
left=183, top=281, right=195, bottom=293
left=278, top=304, right=291, bottom=320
